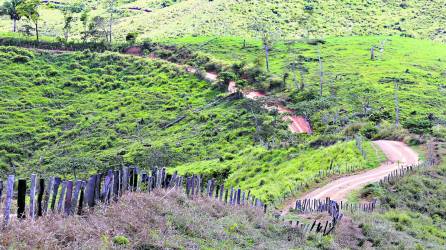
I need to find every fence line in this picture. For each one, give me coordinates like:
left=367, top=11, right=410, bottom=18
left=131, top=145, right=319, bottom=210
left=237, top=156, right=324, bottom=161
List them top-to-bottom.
left=286, top=160, right=431, bottom=235
left=0, top=167, right=265, bottom=226
left=285, top=198, right=343, bottom=236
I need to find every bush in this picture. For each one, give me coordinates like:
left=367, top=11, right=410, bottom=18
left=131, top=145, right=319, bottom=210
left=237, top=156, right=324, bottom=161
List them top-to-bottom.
left=125, top=32, right=138, bottom=44
left=403, top=118, right=433, bottom=134
left=113, top=235, right=129, bottom=246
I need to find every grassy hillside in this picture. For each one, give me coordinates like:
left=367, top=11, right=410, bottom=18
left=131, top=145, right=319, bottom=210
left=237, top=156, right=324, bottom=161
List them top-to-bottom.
left=1, top=0, right=445, bottom=42
left=163, top=36, right=446, bottom=136
left=0, top=46, right=293, bottom=177
left=0, top=46, right=383, bottom=204
left=174, top=140, right=385, bottom=203
left=351, top=150, right=446, bottom=249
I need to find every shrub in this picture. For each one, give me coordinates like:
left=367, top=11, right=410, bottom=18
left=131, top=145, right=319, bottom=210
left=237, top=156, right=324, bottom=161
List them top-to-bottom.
left=125, top=32, right=138, bottom=44
left=403, top=118, right=433, bottom=134
left=113, top=235, right=129, bottom=246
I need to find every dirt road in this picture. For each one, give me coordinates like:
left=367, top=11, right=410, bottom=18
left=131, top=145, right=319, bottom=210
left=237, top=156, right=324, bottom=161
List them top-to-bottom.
left=301, top=140, right=419, bottom=201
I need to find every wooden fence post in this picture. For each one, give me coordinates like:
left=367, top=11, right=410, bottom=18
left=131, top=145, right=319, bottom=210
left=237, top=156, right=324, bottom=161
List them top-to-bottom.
left=122, top=167, right=128, bottom=193
left=113, top=170, right=120, bottom=200
left=94, top=173, right=102, bottom=201
left=29, top=174, right=37, bottom=219
left=3, top=175, right=14, bottom=225
left=86, top=175, right=97, bottom=208
left=191, top=175, right=196, bottom=198
left=43, top=177, right=53, bottom=214
left=50, top=177, right=61, bottom=212
left=37, top=178, right=45, bottom=217
left=0, top=179, right=2, bottom=212
left=17, top=179, right=27, bottom=219
left=71, top=180, right=83, bottom=215
left=57, top=181, right=67, bottom=214
left=64, top=181, right=73, bottom=216
left=78, top=181, right=86, bottom=215
left=219, top=184, right=224, bottom=202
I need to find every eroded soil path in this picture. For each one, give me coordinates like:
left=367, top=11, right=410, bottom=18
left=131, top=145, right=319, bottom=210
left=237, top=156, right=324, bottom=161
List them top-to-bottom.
left=226, top=79, right=312, bottom=134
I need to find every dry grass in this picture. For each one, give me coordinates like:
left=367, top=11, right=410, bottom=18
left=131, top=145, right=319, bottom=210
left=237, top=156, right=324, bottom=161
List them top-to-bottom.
left=0, top=190, right=306, bottom=249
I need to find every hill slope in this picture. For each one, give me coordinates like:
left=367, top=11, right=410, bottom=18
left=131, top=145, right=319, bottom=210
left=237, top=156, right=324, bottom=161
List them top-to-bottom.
left=1, top=0, right=445, bottom=42
left=164, top=36, right=446, bottom=136
left=0, top=46, right=290, bottom=177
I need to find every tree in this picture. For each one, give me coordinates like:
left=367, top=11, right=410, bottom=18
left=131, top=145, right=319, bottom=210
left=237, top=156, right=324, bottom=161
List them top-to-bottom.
left=0, top=0, right=22, bottom=32
left=17, top=0, right=39, bottom=41
left=105, top=0, right=117, bottom=43
left=61, top=3, right=83, bottom=42
left=80, top=9, right=90, bottom=42
left=249, top=9, right=281, bottom=73
left=86, top=16, right=108, bottom=42
left=318, top=45, right=324, bottom=96
left=394, top=81, right=400, bottom=128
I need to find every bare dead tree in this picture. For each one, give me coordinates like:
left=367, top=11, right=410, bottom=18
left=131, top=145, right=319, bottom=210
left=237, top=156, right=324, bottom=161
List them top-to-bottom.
left=318, top=45, right=324, bottom=96
left=394, top=81, right=400, bottom=128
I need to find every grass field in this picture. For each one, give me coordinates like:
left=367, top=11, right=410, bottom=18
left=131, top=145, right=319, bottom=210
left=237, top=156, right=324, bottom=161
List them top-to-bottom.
left=1, top=0, right=445, bottom=42
left=163, top=35, right=446, bottom=136
left=0, top=45, right=386, bottom=204
left=0, top=46, right=293, bottom=178
left=174, top=140, right=385, bottom=203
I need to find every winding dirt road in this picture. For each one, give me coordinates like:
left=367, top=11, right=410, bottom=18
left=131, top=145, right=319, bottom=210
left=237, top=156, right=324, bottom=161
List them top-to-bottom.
left=302, top=140, right=419, bottom=201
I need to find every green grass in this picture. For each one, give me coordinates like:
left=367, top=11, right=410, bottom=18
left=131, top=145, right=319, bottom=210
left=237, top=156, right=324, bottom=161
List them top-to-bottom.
left=1, top=0, right=446, bottom=42
left=163, top=35, right=446, bottom=135
left=0, top=45, right=386, bottom=204
left=0, top=46, right=293, bottom=178
left=173, top=140, right=386, bottom=203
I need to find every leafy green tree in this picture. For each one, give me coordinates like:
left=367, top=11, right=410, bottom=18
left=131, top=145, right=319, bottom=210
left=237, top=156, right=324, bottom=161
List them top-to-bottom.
left=0, top=0, right=22, bottom=32
left=17, top=0, right=39, bottom=41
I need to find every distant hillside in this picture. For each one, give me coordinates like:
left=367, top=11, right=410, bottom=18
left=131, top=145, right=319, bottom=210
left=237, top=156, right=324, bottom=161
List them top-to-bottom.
left=1, top=0, right=445, bottom=42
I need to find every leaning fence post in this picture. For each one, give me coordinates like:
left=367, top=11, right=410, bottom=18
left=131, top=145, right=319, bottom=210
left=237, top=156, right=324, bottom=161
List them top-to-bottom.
left=29, top=174, right=37, bottom=220
left=3, top=175, right=14, bottom=225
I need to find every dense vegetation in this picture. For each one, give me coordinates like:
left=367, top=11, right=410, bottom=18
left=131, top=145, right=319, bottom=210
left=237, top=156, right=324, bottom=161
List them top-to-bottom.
left=0, top=46, right=382, bottom=203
